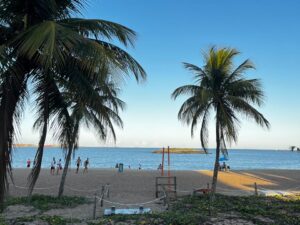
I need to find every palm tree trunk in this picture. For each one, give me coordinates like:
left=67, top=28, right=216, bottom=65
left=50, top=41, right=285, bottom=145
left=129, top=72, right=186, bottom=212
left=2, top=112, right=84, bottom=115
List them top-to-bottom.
left=0, top=70, right=27, bottom=211
left=0, top=110, right=10, bottom=211
left=27, top=121, right=48, bottom=197
left=211, top=121, right=220, bottom=196
left=58, top=144, right=73, bottom=197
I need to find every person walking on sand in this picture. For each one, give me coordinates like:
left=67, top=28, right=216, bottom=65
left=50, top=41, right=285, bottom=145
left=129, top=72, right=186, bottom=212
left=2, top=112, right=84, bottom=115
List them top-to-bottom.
left=50, top=157, right=56, bottom=175
left=76, top=157, right=82, bottom=174
left=83, top=158, right=89, bottom=173
left=26, top=159, right=31, bottom=168
left=56, top=159, right=62, bottom=175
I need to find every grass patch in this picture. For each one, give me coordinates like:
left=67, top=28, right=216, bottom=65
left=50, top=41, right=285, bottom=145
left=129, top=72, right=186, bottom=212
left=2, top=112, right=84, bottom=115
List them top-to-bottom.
left=5, top=194, right=89, bottom=211
left=93, top=194, right=300, bottom=225
left=0, top=216, right=7, bottom=225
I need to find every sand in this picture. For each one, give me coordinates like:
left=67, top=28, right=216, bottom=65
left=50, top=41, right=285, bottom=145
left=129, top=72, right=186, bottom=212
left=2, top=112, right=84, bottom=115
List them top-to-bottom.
left=7, top=169, right=300, bottom=212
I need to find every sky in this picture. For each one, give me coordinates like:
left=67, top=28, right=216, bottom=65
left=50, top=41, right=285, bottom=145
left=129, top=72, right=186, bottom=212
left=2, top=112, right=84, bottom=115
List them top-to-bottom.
left=19, top=0, right=300, bottom=149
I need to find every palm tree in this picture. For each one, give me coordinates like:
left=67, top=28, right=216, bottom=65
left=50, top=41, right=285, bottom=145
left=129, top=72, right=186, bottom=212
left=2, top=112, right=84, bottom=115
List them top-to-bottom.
left=0, top=0, right=145, bottom=210
left=172, top=47, right=270, bottom=196
left=55, top=65, right=124, bottom=197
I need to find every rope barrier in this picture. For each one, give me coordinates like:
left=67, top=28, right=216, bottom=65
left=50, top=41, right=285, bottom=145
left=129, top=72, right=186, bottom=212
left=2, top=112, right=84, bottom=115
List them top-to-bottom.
left=12, top=184, right=58, bottom=190
left=64, top=185, right=103, bottom=193
left=98, top=195, right=166, bottom=207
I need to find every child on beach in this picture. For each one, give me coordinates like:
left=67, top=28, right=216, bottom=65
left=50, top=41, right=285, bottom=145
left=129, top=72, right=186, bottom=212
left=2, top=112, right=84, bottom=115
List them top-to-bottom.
left=50, top=157, right=56, bottom=175
left=76, top=157, right=81, bottom=174
left=83, top=158, right=89, bottom=173
left=26, top=159, right=31, bottom=168
left=56, top=159, right=62, bottom=175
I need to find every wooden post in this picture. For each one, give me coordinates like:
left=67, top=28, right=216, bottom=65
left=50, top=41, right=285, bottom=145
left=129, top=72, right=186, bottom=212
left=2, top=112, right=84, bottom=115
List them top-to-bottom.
left=167, top=146, right=170, bottom=189
left=254, top=182, right=258, bottom=196
left=106, top=184, right=110, bottom=198
left=100, top=185, right=104, bottom=207
left=93, top=194, right=97, bottom=219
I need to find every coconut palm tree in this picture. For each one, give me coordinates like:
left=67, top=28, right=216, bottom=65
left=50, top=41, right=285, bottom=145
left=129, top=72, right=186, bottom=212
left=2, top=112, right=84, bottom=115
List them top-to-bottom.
left=0, top=0, right=145, bottom=210
left=172, top=47, right=270, bottom=196
left=55, top=65, right=124, bottom=197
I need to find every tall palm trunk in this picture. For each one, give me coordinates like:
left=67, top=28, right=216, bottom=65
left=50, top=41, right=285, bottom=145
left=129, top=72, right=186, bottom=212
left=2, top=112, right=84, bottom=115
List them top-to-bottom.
left=0, top=70, right=27, bottom=211
left=0, top=105, right=11, bottom=211
left=27, top=120, right=48, bottom=197
left=211, top=120, right=220, bottom=196
left=58, top=121, right=79, bottom=197
left=58, top=144, right=73, bottom=197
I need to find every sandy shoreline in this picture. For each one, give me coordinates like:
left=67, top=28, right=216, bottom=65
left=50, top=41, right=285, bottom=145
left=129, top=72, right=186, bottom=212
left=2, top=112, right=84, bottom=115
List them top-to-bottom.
left=8, top=168, right=299, bottom=197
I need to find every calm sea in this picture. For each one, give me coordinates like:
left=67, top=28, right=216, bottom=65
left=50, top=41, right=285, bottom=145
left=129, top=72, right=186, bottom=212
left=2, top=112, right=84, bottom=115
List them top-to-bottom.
left=11, top=147, right=300, bottom=170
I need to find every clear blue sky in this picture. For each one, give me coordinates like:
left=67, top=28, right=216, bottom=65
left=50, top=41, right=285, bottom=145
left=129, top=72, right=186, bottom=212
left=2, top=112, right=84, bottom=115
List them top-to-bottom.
left=20, top=0, right=300, bottom=149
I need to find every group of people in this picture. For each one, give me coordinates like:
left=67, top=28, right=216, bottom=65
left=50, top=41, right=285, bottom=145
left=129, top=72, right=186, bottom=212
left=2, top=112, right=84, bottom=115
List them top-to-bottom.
left=26, top=157, right=90, bottom=175
left=75, top=157, right=90, bottom=174
left=50, top=158, right=63, bottom=175
left=219, top=162, right=230, bottom=171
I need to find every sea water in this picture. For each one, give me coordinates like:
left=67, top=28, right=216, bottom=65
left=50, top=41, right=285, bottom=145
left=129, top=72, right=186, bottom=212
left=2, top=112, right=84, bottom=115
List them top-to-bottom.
left=11, top=147, right=300, bottom=170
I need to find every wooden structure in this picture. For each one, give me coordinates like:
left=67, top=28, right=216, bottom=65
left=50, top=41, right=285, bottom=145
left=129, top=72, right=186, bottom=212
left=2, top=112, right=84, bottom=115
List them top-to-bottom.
left=155, top=176, right=177, bottom=198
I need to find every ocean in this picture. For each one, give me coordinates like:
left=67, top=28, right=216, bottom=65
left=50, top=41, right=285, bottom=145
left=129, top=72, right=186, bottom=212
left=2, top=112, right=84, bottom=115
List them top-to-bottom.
left=11, top=147, right=300, bottom=170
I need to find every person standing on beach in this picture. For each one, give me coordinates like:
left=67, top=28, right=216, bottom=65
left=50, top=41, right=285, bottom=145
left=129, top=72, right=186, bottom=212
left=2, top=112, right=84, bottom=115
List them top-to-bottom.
left=50, top=157, right=56, bottom=175
left=76, top=157, right=82, bottom=174
left=83, top=158, right=89, bottom=173
left=26, top=159, right=31, bottom=168
left=56, top=159, right=62, bottom=175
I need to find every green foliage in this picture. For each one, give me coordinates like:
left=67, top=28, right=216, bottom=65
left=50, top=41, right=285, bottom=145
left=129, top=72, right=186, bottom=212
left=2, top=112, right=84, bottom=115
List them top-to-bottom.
left=5, top=195, right=88, bottom=211
left=92, top=195, right=300, bottom=225
left=38, top=215, right=69, bottom=225
left=0, top=216, right=6, bottom=225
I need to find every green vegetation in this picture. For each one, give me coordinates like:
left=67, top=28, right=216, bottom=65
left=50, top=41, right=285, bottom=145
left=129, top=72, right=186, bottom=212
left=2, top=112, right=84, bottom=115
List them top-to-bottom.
left=172, top=47, right=270, bottom=195
left=152, top=148, right=206, bottom=154
left=2, top=194, right=300, bottom=224
left=5, top=195, right=88, bottom=211
left=92, top=195, right=300, bottom=225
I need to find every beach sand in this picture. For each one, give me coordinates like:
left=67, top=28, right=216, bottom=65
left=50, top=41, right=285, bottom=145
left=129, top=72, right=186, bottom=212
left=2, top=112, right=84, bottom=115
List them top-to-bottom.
left=7, top=169, right=300, bottom=214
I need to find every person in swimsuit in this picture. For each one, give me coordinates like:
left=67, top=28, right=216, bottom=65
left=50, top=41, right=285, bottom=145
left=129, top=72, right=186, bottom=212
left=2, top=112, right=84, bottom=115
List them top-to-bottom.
left=50, top=157, right=56, bottom=175
left=76, top=157, right=81, bottom=174
left=83, top=158, right=89, bottom=173
left=26, top=159, right=31, bottom=168
left=56, top=159, right=62, bottom=175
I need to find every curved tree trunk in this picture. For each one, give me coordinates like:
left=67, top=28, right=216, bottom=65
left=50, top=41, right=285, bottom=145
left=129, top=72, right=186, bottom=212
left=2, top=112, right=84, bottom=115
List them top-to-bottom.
left=27, top=76, right=49, bottom=197
left=211, top=120, right=220, bottom=197
left=27, top=121, right=48, bottom=197
left=58, top=144, right=73, bottom=197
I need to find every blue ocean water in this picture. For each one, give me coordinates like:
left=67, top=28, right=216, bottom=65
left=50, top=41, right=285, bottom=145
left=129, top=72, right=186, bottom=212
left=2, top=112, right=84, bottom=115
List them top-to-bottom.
left=11, top=147, right=300, bottom=170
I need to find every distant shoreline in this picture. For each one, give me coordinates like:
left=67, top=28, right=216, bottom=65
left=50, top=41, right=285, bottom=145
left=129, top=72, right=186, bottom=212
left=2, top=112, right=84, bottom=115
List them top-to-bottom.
left=13, top=145, right=292, bottom=151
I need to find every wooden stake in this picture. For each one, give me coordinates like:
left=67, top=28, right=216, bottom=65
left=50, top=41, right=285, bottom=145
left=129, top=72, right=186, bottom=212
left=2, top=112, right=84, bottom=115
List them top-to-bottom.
left=254, top=182, right=258, bottom=196
left=93, top=194, right=97, bottom=219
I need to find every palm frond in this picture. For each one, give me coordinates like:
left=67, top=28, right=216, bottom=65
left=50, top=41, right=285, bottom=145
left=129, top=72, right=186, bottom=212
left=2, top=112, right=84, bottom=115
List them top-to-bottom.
left=60, top=18, right=136, bottom=46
